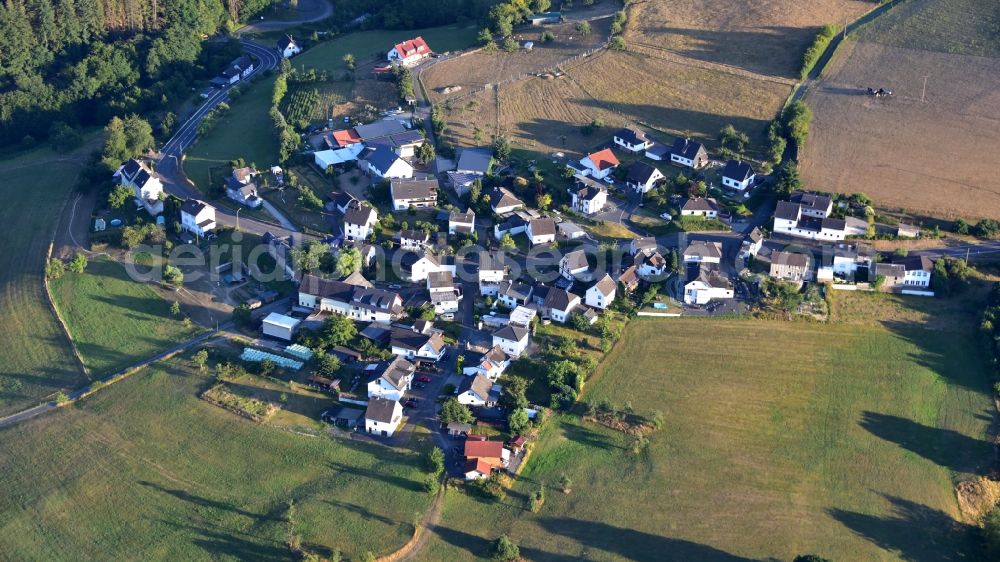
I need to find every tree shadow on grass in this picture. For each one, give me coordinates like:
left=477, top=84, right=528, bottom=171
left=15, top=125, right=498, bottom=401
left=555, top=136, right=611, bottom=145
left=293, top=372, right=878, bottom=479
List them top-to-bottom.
left=877, top=318, right=992, bottom=396
left=858, top=411, right=991, bottom=474
left=560, top=420, right=625, bottom=451
left=327, top=461, right=424, bottom=493
left=139, top=480, right=266, bottom=520
left=828, top=494, right=977, bottom=562
left=324, top=498, right=397, bottom=526
left=156, top=518, right=290, bottom=561
left=537, top=518, right=755, bottom=561
left=425, top=525, right=493, bottom=559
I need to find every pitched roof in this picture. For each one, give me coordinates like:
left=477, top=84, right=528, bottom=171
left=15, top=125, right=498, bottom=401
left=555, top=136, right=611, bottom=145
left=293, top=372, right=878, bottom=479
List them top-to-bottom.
left=277, top=35, right=298, bottom=49
left=392, top=36, right=430, bottom=59
left=354, top=119, right=407, bottom=141
left=615, top=127, right=648, bottom=145
left=332, top=128, right=362, bottom=147
left=671, top=138, right=706, bottom=160
left=362, top=145, right=405, bottom=174
left=456, top=148, right=493, bottom=174
left=584, top=148, right=620, bottom=171
left=722, top=160, right=754, bottom=181
left=627, top=161, right=660, bottom=184
left=391, top=178, right=438, bottom=201
left=573, top=178, right=607, bottom=201
left=489, top=187, right=524, bottom=210
left=791, top=191, right=833, bottom=212
left=681, top=197, right=719, bottom=212
left=180, top=199, right=209, bottom=216
left=343, top=201, right=377, bottom=226
left=774, top=201, right=801, bottom=221
left=450, top=209, right=475, bottom=224
left=529, top=217, right=557, bottom=236
left=400, top=229, right=428, bottom=241
left=683, top=240, right=722, bottom=260
left=562, top=249, right=589, bottom=271
left=476, top=250, right=505, bottom=272
left=772, top=250, right=811, bottom=269
left=892, top=254, right=934, bottom=272
left=686, top=262, right=732, bottom=289
left=617, top=265, right=639, bottom=287
left=427, top=270, right=455, bottom=289
left=590, top=273, right=616, bottom=296
left=499, top=280, right=532, bottom=300
left=543, top=287, right=579, bottom=311
left=494, top=324, right=528, bottom=342
left=391, top=326, right=445, bottom=353
left=376, top=356, right=416, bottom=389
left=459, top=374, right=493, bottom=401
left=365, top=396, right=399, bottom=423
left=464, top=439, right=504, bottom=459
left=464, top=458, right=494, bottom=475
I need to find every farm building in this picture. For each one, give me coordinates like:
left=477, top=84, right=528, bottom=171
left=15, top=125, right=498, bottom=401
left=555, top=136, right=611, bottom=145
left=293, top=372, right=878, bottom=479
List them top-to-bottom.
left=528, top=12, right=561, bottom=25
left=388, top=37, right=431, bottom=66
left=314, top=144, right=365, bottom=169
left=262, top=313, right=300, bottom=341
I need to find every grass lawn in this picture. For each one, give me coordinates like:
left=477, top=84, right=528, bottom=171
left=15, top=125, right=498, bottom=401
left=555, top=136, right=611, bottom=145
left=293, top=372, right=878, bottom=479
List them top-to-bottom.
left=293, top=25, right=479, bottom=74
left=183, top=75, right=279, bottom=192
left=0, top=152, right=86, bottom=415
left=49, top=257, right=203, bottom=377
left=416, top=294, right=994, bottom=561
left=0, top=358, right=435, bottom=561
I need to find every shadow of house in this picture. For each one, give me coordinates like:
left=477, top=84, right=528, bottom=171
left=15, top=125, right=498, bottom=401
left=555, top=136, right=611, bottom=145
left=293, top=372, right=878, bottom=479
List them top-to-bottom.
left=858, top=411, right=991, bottom=475
left=828, top=494, right=977, bottom=562
left=536, top=518, right=755, bottom=561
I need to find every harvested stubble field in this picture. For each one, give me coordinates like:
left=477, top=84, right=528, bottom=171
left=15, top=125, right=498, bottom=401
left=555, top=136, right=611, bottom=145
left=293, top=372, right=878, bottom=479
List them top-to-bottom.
left=421, top=18, right=612, bottom=106
left=801, top=21, right=1000, bottom=219
left=415, top=293, right=993, bottom=561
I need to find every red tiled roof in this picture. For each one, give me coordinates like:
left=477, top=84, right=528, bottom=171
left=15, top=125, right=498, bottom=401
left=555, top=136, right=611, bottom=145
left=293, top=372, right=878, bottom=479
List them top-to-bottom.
left=393, top=37, right=430, bottom=58
left=332, top=129, right=361, bottom=147
left=587, top=148, right=620, bottom=171
left=464, top=439, right=504, bottom=460
left=464, top=458, right=493, bottom=475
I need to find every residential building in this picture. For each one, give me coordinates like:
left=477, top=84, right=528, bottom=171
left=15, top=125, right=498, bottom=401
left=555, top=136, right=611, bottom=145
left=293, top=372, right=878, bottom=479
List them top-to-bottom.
left=277, top=35, right=301, bottom=58
left=388, top=36, right=431, bottom=66
left=354, top=120, right=408, bottom=142
left=613, top=127, right=653, bottom=153
left=326, top=128, right=362, bottom=149
left=670, top=138, right=708, bottom=169
left=645, top=142, right=670, bottom=161
left=314, top=143, right=365, bottom=169
left=360, top=146, right=413, bottom=179
left=456, top=148, right=493, bottom=176
left=577, top=148, right=620, bottom=180
left=114, top=159, right=164, bottom=216
left=721, top=160, right=756, bottom=191
left=626, top=161, right=664, bottom=193
left=570, top=176, right=608, bottom=215
left=390, top=178, right=438, bottom=210
left=227, top=182, right=262, bottom=209
left=488, top=187, right=524, bottom=214
left=330, top=191, right=358, bottom=214
left=791, top=191, right=834, bottom=217
left=773, top=194, right=846, bottom=241
left=681, top=197, right=720, bottom=218
left=180, top=199, right=216, bottom=238
left=342, top=201, right=378, bottom=241
left=449, top=209, right=476, bottom=235
left=494, top=213, right=529, bottom=239
left=526, top=217, right=557, bottom=246
left=739, top=228, right=764, bottom=259
left=399, top=229, right=429, bottom=250
left=631, top=237, right=659, bottom=256
left=683, top=240, right=722, bottom=264
left=817, top=243, right=873, bottom=281
left=560, top=249, right=590, bottom=280
left=770, top=250, right=814, bottom=281
left=401, top=251, right=455, bottom=283
left=477, top=251, right=506, bottom=296
left=636, top=251, right=668, bottom=279
left=887, top=255, right=934, bottom=288
left=684, top=262, right=734, bottom=304
left=617, top=265, right=640, bottom=293
left=298, top=274, right=404, bottom=323
left=586, top=274, right=616, bottom=309
left=497, top=281, right=533, bottom=309
left=536, top=286, right=581, bottom=323
left=430, top=290, right=460, bottom=314
left=508, top=305, right=536, bottom=328
left=492, top=324, right=529, bottom=357
left=390, top=326, right=446, bottom=362
left=463, top=346, right=510, bottom=381
left=366, top=356, right=416, bottom=402
left=457, top=374, right=495, bottom=408
left=365, top=397, right=403, bottom=437
left=463, top=439, right=510, bottom=480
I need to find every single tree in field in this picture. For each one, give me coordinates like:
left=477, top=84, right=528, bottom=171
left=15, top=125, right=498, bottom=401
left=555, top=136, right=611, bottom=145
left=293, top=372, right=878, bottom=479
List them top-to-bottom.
left=576, top=21, right=591, bottom=35
left=342, top=53, right=355, bottom=71
left=492, top=134, right=512, bottom=161
left=68, top=252, right=88, bottom=274
left=170, top=301, right=181, bottom=315
left=192, top=350, right=209, bottom=371
left=559, top=474, right=572, bottom=494
left=492, top=535, right=520, bottom=561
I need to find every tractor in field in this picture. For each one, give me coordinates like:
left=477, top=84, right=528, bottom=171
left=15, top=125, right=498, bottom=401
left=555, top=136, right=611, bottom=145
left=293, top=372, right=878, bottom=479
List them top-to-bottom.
left=866, top=87, right=893, bottom=98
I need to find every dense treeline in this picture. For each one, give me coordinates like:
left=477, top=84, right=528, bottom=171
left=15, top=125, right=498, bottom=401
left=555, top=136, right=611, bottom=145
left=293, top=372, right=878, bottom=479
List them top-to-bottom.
left=0, top=0, right=275, bottom=147
left=365, top=0, right=498, bottom=30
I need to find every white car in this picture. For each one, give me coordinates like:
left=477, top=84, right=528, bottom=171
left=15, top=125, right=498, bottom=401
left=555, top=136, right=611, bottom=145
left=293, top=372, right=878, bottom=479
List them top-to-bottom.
left=602, top=176, right=615, bottom=185
left=660, top=213, right=672, bottom=221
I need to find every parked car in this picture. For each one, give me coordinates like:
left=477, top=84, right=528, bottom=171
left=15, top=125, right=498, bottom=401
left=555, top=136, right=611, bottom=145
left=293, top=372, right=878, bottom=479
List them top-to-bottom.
left=602, top=176, right=614, bottom=185
left=660, top=213, right=672, bottom=220
left=388, top=284, right=402, bottom=290
left=439, top=313, right=455, bottom=321
left=416, top=375, right=432, bottom=383
left=403, top=398, right=418, bottom=408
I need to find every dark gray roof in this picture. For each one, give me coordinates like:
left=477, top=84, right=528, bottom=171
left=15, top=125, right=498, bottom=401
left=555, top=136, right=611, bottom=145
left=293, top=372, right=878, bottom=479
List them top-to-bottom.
left=277, top=35, right=298, bottom=49
left=354, top=119, right=407, bottom=141
left=615, top=127, right=648, bottom=145
left=671, top=138, right=706, bottom=160
left=645, top=143, right=670, bottom=158
left=362, top=146, right=403, bottom=174
left=456, top=148, right=493, bottom=175
left=721, top=160, right=754, bottom=182
left=627, top=161, right=659, bottom=184
left=392, top=178, right=438, bottom=201
left=573, top=178, right=606, bottom=201
left=489, top=187, right=523, bottom=210
left=791, top=191, right=832, bottom=212
left=682, top=197, right=719, bottom=212
left=181, top=199, right=209, bottom=216
left=343, top=201, right=377, bottom=226
left=774, top=201, right=801, bottom=221
left=450, top=209, right=475, bottom=224
left=821, top=218, right=846, bottom=231
left=400, top=229, right=428, bottom=241
left=683, top=240, right=722, bottom=259
left=562, top=249, right=589, bottom=271
left=477, top=250, right=505, bottom=272
left=771, top=250, right=811, bottom=269
left=891, top=254, right=934, bottom=272
left=685, top=262, right=732, bottom=289
left=875, top=263, right=906, bottom=277
left=427, top=270, right=455, bottom=289
left=499, top=281, right=532, bottom=300
left=542, top=286, right=578, bottom=311
left=494, top=324, right=528, bottom=342
left=391, top=326, right=444, bottom=352
left=376, top=356, right=416, bottom=389
left=365, top=396, right=399, bottom=423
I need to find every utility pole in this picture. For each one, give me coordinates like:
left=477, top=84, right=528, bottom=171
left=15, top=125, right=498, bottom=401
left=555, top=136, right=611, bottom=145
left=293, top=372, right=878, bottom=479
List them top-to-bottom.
left=921, top=75, right=929, bottom=103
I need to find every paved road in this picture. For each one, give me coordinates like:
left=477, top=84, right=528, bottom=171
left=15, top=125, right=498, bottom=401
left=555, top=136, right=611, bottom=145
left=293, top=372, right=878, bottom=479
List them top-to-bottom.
left=236, top=0, right=333, bottom=35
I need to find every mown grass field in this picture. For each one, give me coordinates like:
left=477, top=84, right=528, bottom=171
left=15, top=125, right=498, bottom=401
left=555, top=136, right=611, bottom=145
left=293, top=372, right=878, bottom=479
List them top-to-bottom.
left=801, top=0, right=1000, bottom=219
left=0, top=151, right=86, bottom=416
left=49, top=257, right=203, bottom=377
left=416, top=294, right=993, bottom=561
left=0, top=359, right=435, bottom=561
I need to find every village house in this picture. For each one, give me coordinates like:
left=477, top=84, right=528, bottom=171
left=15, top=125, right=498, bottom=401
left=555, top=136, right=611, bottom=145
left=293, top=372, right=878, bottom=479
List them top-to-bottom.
left=277, top=35, right=301, bottom=58
left=388, top=36, right=431, bottom=66
left=213, top=55, right=255, bottom=86
left=613, top=127, right=653, bottom=153
left=326, top=128, right=363, bottom=149
left=670, top=138, right=708, bottom=169
left=644, top=141, right=670, bottom=162
left=360, top=146, right=413, bottom=179
left=456, top=147, right=493, bottom=176
left=576, top=148, right=620, bottom=180
left=114, top=159, right=164, bottom=216
left=721, top=160, right=756, bottom=192
left=626, top=161, right=665, bottom=193
left=225, top=166, right=261, bottom=208
left=570, top=176, right=608, bottom=215
left=390, top=178, right=438, bottom=210
left=488, top=186, right=525, bottom=215
left=329, top=191, right=358, bottom=214
left=773, top=192, right=846, bottom=241
left=681, top=197, right=720, bottom=218
left=180, top=199, right=216, bottom=238
left=342, top=201, right=378, bottom=241
left=449, top=209, right=476, bottom=235
left=494, top=213, right=529, bottom=239
left=526, top=217, right=557, bottom=246
left=739, top=228, right=764, bottom=259
left=399, top=229, right=430, bottom=250
left=631, top=237, right=659, bottom=256
left=683, top=240, right=723, bottom=264
left=816, top=243, right=873, bottom=281
left=560, top=249, right=591, bottom=281
left=401, top=250, right=456, bottom=283
left=635, top=250, right=668, bottom=279
left=770, top=250, right=814, bottom=282
left=477, top=251, right=506, bottom=296
left=884, top=255, right=934, bottom=288
left=684, top=263, right=734, bottom=304
left=617, top=265, right=640, bottom=293
left=427, top=271, right=460, bottom=314
left=298, top=274, right=404, bottom=323
left=585, top=274, right=617, bottom=309
left=497, top=281, right=533, bottom=309
left=535, top=286, right=581, bottom=323
left=492, top=324, right=529, bottom=357
left=390, top=326, right=446, bottom=362
left=463, top=346, right=511, bottom=381
left=366, top=356, right=416, bottom=402
left=457, top=374, right=496, bottom=408
left=365, top=396, right=403, bottom=438
left=463, top=439, right=511, bottom=480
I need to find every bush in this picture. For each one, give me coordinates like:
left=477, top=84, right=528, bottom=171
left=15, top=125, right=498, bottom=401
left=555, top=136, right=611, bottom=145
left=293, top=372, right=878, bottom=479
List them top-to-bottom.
left=799, top=24, right=839, bottom=80
left=609, top=36, right=627, bottom=51
left=45, top=258, right=65, bottom=279
left=491, top=535, right=519, bottom=561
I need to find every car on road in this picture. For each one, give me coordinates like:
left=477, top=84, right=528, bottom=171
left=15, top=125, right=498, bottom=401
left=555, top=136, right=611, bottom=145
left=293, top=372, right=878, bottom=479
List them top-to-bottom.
left=602, top=176, right=615, bottom=185
left=660, top=213, right=673, bottom=220
left=388, top=284, right=402, bottom=289
left=439, top=313, right=455, bottom=321
left=416, top=375, right=432, bottom=383
left=403, top=398, right=418, bottom=409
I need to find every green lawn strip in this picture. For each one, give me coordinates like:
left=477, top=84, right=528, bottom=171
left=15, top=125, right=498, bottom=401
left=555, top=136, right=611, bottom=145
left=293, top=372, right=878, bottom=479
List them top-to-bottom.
left=0, top=156, right=86, bottom=414
left=48, top=257, right=203, bottom=377
left=0, top=360, right=435, bottom=560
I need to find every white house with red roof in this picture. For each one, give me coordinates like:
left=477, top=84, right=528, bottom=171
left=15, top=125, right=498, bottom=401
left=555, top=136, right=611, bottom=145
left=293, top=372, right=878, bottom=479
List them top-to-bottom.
left=388, top=37, right=431, bottom=66
left=577, top=148, right=620, bottom=180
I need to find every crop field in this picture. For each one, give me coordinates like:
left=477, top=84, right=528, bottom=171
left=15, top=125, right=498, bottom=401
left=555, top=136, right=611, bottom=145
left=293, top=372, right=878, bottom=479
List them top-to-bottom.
left=800, top=0, right=1000, bottom=220
left=422, top=18, right=612, bottom=106
left=0, top=152, right=85, bottom=416
left=48, top=257, right=203, bottom=377
left=415, top=295, right=993, bottom=561
left=0, top=360, right=435, bottom=560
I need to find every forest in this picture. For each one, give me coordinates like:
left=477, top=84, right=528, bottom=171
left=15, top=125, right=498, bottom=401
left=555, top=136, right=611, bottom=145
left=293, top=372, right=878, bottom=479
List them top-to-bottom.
left=0, top=0, right=274, bottom=147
